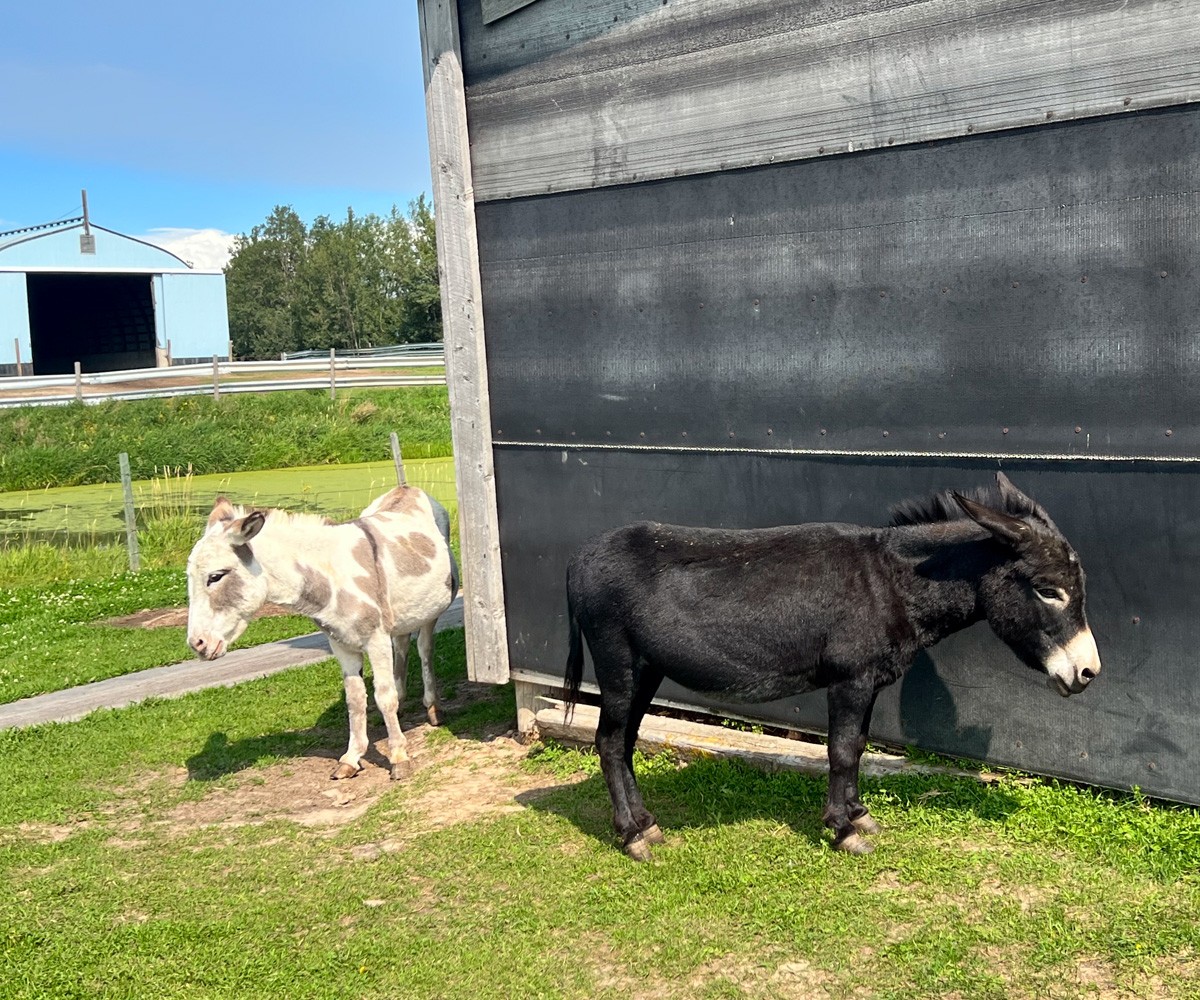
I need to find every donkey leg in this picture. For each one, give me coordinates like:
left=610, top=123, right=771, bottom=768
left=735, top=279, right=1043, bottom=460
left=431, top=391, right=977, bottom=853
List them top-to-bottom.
left=415, top=621, right=443, bottom=726
left=366, top=632, right=413, bottom=781
left=393, top=634, right=411, bottom=711
left=590, top=637, right=649, bottom=859
left=330, top=639, right=370, bottom=780
left=622, top=661, right=666, bottom=844
left=824, top=682, right=876, bottom=853
left=848, top=691, right=882, bottom=836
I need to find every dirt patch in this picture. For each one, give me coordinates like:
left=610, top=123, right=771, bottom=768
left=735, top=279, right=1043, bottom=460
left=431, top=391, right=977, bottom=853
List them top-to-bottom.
left=107, top=603, right=299, bottom=629
left=158, top=722, right=582, bottom=838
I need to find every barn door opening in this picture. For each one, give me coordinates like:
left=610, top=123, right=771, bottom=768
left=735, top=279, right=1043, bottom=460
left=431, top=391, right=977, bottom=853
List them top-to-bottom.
left=27, top=272, right=157, bottom=374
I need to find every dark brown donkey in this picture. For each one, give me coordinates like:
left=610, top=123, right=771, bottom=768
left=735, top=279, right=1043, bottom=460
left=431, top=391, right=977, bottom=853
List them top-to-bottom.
left=563, top=473, right=1101, bottom=860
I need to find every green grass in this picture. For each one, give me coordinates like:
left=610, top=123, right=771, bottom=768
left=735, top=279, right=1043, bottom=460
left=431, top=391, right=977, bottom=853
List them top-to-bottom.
left=0, top=386, right=452, bottom=491
left=0, top=455, right=459, bottom=588
left=0, top=569, right=317, bottom=704
left=2, top=637, right=1200, bottom=999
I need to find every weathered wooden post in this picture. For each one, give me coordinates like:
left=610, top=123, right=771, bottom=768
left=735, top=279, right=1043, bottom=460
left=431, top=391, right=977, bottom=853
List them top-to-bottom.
left=13, top=339, right=22, bottom=376
left=329, top=348, right=337, bottom=400
left=212, top=355, right=220, bottom=401
left=74, top=362, right=82, bottom=402
left=390, top=432, right=407, bottom=485
left=118, top=452, right=140, bottom=573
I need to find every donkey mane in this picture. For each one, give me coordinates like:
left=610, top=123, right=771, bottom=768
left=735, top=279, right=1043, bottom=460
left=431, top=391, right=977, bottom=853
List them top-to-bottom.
left=889, top=484, right=1045, bottom=528
left=222, top=504, right=333, bottom=531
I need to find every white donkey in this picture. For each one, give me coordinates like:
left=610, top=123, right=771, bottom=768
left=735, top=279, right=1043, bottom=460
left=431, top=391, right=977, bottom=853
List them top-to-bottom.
left=186, top=486, right=459, bottom=780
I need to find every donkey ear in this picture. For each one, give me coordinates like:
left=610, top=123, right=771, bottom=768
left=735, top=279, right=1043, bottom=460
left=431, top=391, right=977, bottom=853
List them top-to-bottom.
left=995, top=471, right=1060, bottom=532
left=953, top=492, right=1032, bottom=548
left=207, top=496, right=236, bottom=528
left=228, top=510, right=266, bottom=546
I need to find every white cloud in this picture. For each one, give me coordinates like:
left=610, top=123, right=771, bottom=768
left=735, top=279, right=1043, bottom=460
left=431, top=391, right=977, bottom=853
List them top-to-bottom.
left=141, top=227, right=236, bottom=271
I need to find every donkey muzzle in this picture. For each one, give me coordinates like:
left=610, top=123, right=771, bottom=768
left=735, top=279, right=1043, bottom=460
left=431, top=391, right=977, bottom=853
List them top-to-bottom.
left=1045, top=628, right=1101, bottom=697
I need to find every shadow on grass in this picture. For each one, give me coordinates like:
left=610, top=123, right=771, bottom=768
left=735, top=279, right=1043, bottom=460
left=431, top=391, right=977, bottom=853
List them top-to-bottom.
left=184, top=642, right=513, bottom=782
left=185, top=698, right=348, bottom=780
left=517, top=755, right=1022, bottom=854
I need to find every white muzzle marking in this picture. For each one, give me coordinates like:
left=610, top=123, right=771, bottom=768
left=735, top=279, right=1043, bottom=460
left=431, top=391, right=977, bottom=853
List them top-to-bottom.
left=1044, top=628, right=1101, bottom=697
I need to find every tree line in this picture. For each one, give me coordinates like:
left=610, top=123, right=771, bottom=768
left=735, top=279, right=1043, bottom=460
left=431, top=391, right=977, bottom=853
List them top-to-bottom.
left=224, top=197, right=441, bottom=359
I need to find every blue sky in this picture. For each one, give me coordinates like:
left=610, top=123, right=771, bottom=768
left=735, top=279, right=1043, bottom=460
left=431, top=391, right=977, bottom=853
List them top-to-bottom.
left=0, top=0, right=432, bottom=267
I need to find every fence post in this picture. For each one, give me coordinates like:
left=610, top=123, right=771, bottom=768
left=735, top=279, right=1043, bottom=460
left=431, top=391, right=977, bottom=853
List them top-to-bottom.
left=13, top=339, right=21, bottom=376
left=329, top=348, right=337, bottom=400
left=212, top=355, right=220, bottom=401
left=74, top=362, right=83, bottom=402
left=390, top=432, right=406, bottom=485
left=119, top=452, right=141, bottom=573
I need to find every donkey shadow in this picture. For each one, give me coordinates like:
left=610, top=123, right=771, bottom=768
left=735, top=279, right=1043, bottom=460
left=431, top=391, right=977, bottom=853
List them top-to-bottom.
left=184, top=649, right=489, bottom=783
left=185, top=697, right=351, bottom=781
left=517, top=753, right=1020, bottom=852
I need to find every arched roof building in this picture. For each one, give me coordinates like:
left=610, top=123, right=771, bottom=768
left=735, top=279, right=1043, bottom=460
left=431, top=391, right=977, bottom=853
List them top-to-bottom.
left=0, top=214, right=229, bottom=375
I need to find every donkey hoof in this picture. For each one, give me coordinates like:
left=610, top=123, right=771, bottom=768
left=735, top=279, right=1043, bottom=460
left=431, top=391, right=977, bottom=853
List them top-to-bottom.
left=426, top=705, right=443, bottom=727
left=390, top=758, right=415, bottom=781
left=330, top=761, right=361, bottom=781
left=851, top=814, right=882, bottom=836
left=641, top=823, right=666, bottom=845
left=833, top=832, right=875, bottom=855
left=623, top=833, right=655, bottom=862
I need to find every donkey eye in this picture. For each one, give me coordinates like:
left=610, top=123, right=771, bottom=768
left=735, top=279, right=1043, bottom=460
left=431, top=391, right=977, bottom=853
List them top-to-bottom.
left=206, top=570, right=229, bottom=586
left=1035, top=586, right=1067, bottom=604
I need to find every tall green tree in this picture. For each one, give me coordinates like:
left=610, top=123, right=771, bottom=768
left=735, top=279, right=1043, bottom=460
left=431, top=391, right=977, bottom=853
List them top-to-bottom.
left=225, top=199, right=442, bottom=359
left=224, top=206, right=308, bottom=359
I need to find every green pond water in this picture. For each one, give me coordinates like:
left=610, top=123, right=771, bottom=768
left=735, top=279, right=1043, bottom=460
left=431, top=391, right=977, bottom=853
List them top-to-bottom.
left=0, top=458, right=458, bottom=546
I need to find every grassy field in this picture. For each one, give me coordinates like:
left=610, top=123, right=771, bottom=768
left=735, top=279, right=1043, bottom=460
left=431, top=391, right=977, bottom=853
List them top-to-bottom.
left=0, top=386, right=452, bottom=491
left=0, top=456, right=459, bottom=702
left=3, top=635, right=1200, bottom=999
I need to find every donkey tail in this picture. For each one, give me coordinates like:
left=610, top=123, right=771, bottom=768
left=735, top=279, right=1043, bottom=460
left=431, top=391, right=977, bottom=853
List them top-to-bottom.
left=563, top=572, right=585, bottom=725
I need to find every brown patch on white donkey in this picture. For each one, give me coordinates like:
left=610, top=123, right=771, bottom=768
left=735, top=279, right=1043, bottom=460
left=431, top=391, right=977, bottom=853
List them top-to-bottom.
left=186, top=486, right=460, bottom=781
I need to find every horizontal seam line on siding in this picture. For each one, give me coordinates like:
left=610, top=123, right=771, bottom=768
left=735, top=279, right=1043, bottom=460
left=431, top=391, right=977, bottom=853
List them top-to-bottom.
left=493, top=439, right=1200, bottom=463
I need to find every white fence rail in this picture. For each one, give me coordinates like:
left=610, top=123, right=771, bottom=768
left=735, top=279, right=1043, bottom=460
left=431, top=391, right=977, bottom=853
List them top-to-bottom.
left=0, top=349, right=447, bottom=409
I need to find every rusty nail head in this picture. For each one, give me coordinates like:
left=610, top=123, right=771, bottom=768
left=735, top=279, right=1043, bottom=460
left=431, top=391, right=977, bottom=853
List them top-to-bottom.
left=1123, top=96, right=1132, bottom=106
left=1045, top=110, right=1053, bottom=119
left=967, top=124, right=975, bottom=133
left=819, top=146, right=826, bottom=153
left=1161, top=270, right=1168, bottom=278
left=1075, top=425, right=1082, bottom=434
left=1002, top=427, right=1009, bottom=434
left=767, top=428, right=773, bottom=435
left=819, top=428, right=827, bottom=436
left=1166, top=429, right=1174, bottom=437
left=882, top=430, right=890, bottom=438
left=639, top=431, right=645, bottom=438
left=1132, top=616, right=1141, bottom=624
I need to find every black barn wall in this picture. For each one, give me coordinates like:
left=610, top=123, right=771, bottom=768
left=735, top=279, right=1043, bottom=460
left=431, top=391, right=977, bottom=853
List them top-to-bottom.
left=474, top=105, right=1200, bottom=802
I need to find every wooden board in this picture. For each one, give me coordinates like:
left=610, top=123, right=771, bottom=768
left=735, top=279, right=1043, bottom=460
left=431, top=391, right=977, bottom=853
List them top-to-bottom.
left=420, top=0, right=511, bottom=684
left=459, top=0, right=1200, bottom=201
left=481, top=0, right=540, bottom=25
left=534, top=699, right=980, bottom=781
